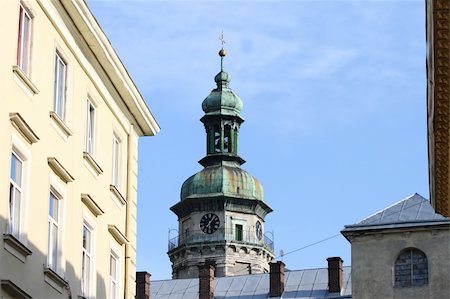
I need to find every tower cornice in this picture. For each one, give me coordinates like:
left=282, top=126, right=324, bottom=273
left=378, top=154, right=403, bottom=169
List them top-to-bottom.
left=170, top=196, right=273, bottom=220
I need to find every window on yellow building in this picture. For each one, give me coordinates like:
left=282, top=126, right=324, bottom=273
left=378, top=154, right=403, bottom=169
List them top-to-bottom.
left=17, top=4, right=32, bottom=76
left=53, top=52, right=67, bottom=120
left=86, top=100, right=95, bottom=156
left=111, top=135, right=120, bottom=189
left=9, top=152, right=23, bottom=238
left=47, top=191, right=60, bottom=271
left=81, top=223, right=93, bottom=297
left=109, top=251, right=119, bottom=299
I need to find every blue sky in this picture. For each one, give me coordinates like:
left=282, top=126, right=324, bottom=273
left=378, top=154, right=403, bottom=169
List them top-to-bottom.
left=89, top=0, right=427, bottom=280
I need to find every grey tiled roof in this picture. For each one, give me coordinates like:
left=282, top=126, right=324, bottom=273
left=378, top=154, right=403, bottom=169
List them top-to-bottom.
left=343, top=193, right=450, bottom=231
left=150, top=267, right=352, bottom=299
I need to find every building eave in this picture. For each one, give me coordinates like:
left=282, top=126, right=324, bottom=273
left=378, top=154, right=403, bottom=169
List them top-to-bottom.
left=59, top=0, right=160, bottom=136
left=426, top=0, right=450, bottom=217
left=426, top=0, right=436, bottom=210
left=341, top=220, right=450, bottom=242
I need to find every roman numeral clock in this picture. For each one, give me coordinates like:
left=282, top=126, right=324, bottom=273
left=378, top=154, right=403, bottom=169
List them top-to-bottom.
left=168, top=46, right=275, bottom=279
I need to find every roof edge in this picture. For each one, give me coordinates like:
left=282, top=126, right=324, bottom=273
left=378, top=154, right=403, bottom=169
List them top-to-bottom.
left=62, top=0, right=160, bottom=136
left=342, top=220, right=450, bottom=234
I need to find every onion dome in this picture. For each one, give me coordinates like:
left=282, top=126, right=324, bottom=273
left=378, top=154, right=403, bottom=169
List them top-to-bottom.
left=201, top=50, right=243, bottom=117
left=181, top=162, right=264, bottom=201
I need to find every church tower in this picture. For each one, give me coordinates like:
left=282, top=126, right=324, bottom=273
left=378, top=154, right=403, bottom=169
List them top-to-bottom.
left=168, top=47, right=275, bottom=279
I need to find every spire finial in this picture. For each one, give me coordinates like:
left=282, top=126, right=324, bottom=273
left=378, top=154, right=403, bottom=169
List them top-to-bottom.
left=218, top=31, right=227, bottom=71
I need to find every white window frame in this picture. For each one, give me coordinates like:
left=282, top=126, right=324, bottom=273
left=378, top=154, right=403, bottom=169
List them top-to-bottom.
left=17, top=4, right=32, bottom=76
left=53, top=52, right=67, bottom=120
left=85, top=100, right=95, bottom=156
left=8, top=134, right=31, bottom=243
left=111, top=135, right=121, bottom=189
left=9, top=152, right=24, bottom=238
left=46, top=174, right=66, bottom=274
left=47, top=189, right=60, bottom=271
left=81, top=218, right=95, bottom=298
left=109, top=248, right=120, bottom=299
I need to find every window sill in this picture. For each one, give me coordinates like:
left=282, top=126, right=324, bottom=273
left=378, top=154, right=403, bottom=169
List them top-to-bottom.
left=12, top=65, right=39, bottom=95
left=49, top=111, right=73, bottom=138
left=83, top=152, right=103, bottom=176
left=110, top=184, right=126, bottom=205
left=3, top=234, right=32, bottom=263
left=44, top=267, right=68, bottom=293
left=1, top=280, right=32, bottom=299
left=394, top=283, right=429, bottom=288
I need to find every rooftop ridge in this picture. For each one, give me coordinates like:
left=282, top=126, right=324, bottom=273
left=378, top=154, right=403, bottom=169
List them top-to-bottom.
left=345, top=193, right=449, bottom=229
left=357, top=193, right=420, bottom=225
left=150, top=266, right=353, bottom=283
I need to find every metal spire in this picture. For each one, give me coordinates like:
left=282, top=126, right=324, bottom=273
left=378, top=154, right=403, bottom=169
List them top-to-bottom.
left=218, top=31, right=227, bottom=71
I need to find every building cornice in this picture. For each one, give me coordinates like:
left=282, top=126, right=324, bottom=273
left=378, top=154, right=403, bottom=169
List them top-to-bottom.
left=37, top=0, right=160, bottom=136
left=170, top=196, right=273, bottom=220
left=341, top=221, right=450, bottom=242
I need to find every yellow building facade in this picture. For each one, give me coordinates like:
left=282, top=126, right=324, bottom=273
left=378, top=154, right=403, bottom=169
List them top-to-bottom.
left=0, top=1, right=159, bottom=298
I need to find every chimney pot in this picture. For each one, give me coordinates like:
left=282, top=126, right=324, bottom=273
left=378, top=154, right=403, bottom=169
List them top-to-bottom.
left=327, top=257, right=343, bottom=293
left=269, top=261, right=285, bottom=297
left=199, top=264, right=215, bottom=299
left=136, top=271, right=151, bottom=299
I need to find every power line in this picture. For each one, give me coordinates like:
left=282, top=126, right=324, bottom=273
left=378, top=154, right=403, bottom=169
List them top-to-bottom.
left=153, top=232, right=343, bottom=296
left=275, top=233, right=341, bottom=259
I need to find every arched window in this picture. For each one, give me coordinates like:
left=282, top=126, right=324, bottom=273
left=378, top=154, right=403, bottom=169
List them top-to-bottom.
left=214, top=125, right=221, bottom=153
left=224, top=125, right=231, bottom=153
left=394, top=248, right=428, bottom=287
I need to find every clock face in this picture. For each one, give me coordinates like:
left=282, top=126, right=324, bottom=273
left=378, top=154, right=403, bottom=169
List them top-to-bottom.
left=200, top=213, right=220, bottom=234
left=255, top=221, right=262, bottom=240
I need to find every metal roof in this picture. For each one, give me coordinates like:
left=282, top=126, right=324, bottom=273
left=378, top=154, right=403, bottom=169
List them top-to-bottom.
left=180, top=162, right=265, bottom=202
left=343, top=193, right=450, bottom=231
left=150, top=267, right=352, bottom=299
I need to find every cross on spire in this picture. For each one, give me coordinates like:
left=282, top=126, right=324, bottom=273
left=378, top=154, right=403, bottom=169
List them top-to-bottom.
left=219, top=31, right=225, bottom=49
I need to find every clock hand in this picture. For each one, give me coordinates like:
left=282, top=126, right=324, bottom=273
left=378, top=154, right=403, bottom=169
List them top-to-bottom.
left=207, top=217, right=214, bottom=228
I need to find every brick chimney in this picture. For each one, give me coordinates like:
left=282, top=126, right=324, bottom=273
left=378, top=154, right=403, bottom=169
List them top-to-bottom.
left=327, top=257, right=343, bottom=293
left=269, top=261, right=285, bottom=297
left=199, top=264, right=215, bottom=299
left=136, top=271, right=151, bottom=299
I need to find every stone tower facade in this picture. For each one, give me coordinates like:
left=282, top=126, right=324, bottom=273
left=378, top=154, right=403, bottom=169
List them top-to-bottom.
left=168, top=49, right=274, bottom=279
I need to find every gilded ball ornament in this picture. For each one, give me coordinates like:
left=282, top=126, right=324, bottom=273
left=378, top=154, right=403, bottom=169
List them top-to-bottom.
left=219, top=49, right=227, bottom=57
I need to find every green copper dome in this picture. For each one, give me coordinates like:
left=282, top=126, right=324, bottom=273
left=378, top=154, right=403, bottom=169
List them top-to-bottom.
left=179, top=48, right=266, bottom=205
left=201, top=71, right=243, bottom=117
left=181, top=161, right=264, bottom=201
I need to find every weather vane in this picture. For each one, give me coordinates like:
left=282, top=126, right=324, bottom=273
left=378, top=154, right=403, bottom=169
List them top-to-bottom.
left=219, top=30, right=227, bottom=62
left=218, top=31, right=227, bottom=70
